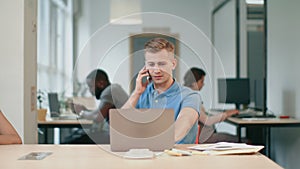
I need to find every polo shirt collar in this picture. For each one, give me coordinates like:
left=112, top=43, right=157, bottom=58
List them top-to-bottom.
left=149, top=79, right=180, bottom=97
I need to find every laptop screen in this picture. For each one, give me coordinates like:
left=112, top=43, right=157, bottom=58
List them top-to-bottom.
left=48, top=93, right=60, bottom=117
left=109, top=108, right=175, bottom=152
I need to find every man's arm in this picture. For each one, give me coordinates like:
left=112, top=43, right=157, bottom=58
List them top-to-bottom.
left=121, top=92, right=141, bottom=109
left=80, top=102, right=114, bottom=122
left=94, top=102, right=115, bottom=122
left=174, top=107, right=198, bottom=142
left=199, top=108, right=239, bottom=126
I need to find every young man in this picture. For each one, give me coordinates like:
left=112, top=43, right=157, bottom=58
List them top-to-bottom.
left=122, top=38, right=201, bottom=144
left=183, top=67, right=239, bottom=143
left=69, top=69, right=129, bottom=144
left=73, top=69, right=129, bottom=122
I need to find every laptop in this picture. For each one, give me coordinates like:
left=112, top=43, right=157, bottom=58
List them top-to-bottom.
left=48, top=93, right=78, bottom=120
left=48, top=93, right=61, bottom=118
left=109, top=109, right=175, bottom=152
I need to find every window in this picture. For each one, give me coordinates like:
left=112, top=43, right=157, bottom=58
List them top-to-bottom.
left=37, top=0, right=73, bottom=106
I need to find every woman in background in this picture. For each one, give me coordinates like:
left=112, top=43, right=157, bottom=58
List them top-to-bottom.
left=184, top=67, right=239, bottom=143
left=0, top=110, right=22, bottom=144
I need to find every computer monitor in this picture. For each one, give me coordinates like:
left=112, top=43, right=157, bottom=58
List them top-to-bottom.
left=218, top=78, right=250, bottom=109
left=254, top=79, right=267, bottom=112
left=254, top=79, right=276, bottom=118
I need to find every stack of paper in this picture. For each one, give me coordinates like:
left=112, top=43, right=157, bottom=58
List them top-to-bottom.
left=188, top=142, right=264, bottom=155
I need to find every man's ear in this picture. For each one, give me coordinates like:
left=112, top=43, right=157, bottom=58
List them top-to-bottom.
left=172, top=58, right=177, bottom=70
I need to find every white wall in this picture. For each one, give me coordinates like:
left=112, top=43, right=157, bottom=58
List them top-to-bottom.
left=0, top=0, right=37, bottom=143
left=0, top=0, right=23, bottom=140
left=24, top=0, right=38, bottom=143
left=74, top=0, right=213, bottom=107
left=212, top=0, right=236, bottom=110
left=267, top=0, right=300, bottom=169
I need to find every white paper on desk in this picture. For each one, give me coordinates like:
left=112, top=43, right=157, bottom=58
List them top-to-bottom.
left=189, top=142, right=264, bottom=152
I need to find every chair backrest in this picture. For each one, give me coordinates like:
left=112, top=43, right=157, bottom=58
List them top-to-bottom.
left=195, top=122, right=201, bottom=144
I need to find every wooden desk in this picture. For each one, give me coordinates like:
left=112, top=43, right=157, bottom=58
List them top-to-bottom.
left=226, top=117, right=300, bottom=157
left=38, top=119, right=93, bottom=144
left=0, top=144, right=283, bottom=169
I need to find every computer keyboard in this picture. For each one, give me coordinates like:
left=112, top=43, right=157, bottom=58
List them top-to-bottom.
left=232, top=109, right=276, bottom=118
left=232, top=111, right=255, bottom=118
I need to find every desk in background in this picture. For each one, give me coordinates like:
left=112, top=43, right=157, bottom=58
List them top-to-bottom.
left=226, top=117, right=300, bottom=158
left=38, top=119, right=93, bottom=144
left=1, top=144, right=283, bottom=169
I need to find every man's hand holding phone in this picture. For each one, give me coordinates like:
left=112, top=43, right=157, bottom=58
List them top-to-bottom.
left=134, top=66, right=152, bottom=95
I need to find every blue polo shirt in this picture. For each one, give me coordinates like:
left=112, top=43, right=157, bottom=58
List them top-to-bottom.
left=136, top=80, right=201, bottom=144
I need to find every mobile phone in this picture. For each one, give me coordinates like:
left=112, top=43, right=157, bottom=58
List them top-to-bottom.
left=142, top=70, right=152, bottom=83
left=147, top=70, right=152, bottom=82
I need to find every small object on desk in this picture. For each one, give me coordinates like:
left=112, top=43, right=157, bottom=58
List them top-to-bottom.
left=37, top=109, right=47, bottom=121
left=279, top=115, right=290, bottom=119
left=171, top=148, right=192, bottom=156
left=123, top=149, right=155, bottom=159
left=164, top=149, right=192, bottom=156
left=164, top=150, right=181, bottom=156
left=191, top=150, right=207, bottom=155
left=18, top=152, right=52, bottom=160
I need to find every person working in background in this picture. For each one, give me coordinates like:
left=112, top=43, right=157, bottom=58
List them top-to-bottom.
left=122, top=38, right=201, bottom=144
left=183, top=67, right=240, bottom=143
left=68, top=69, right=129, bottom=144
left=0, top=110, right=22, bottom=144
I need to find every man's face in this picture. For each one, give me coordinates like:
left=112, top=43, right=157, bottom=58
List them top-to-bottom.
left=145, top=49, right=176, bottom=85
left=86, top=78, right=103, bottom=100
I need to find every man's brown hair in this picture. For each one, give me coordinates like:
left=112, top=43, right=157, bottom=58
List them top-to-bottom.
left=144, top=38, right=174, bottom=53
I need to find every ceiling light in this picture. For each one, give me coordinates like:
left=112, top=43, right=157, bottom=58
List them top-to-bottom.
left=110, top=0, right=142, bottom=25
left=245, top=0, right=264, bottom=5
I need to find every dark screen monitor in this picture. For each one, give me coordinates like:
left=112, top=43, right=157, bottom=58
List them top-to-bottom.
left=218, top=78, right=250, bottom=109
left=254, top=79, right=266, bottom=112
left=254, top=79, right=276, bottom=117
left=48, top=93, right=60, bottom=117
